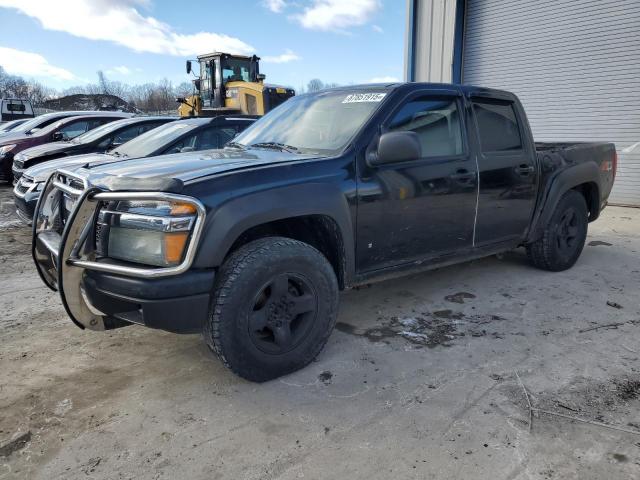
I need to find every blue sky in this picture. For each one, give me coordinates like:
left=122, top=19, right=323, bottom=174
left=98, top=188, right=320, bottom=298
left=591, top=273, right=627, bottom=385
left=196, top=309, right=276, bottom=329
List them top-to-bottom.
left=0, top=0, right=406, bottom=92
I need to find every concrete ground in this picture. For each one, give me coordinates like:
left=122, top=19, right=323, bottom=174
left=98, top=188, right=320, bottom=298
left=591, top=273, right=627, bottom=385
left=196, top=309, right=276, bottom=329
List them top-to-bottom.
left=0, top=183, right=639, bottom=480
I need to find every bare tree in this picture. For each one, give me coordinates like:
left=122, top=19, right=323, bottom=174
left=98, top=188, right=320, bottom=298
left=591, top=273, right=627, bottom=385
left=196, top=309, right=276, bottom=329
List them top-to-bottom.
left=307, top=79, right=324, bottom=92
left=175, top=81, right=193, bottom=98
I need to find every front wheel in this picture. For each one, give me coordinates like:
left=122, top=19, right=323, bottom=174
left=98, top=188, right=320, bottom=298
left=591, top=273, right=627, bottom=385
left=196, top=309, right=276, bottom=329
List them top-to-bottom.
left=526, top=190, right=588, bottom=272
left=203, top=237, right=339, bottom=382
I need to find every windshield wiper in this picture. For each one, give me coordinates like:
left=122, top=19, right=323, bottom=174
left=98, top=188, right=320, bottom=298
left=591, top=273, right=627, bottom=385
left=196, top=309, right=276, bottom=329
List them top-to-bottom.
left=225, top=141, right=245, bottom=150
left=249, top=142, right=298, bottom=153
left=109, top=151, right=127, bottom=158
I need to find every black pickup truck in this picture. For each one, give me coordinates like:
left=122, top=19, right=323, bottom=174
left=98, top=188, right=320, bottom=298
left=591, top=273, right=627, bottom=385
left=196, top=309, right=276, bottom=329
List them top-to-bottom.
left=32, top=83, right=616, bottom=381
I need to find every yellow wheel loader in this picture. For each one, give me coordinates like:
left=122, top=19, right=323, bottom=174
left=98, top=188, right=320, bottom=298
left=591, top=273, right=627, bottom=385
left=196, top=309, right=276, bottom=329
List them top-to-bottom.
left=177, top=52, right=295, bottom=117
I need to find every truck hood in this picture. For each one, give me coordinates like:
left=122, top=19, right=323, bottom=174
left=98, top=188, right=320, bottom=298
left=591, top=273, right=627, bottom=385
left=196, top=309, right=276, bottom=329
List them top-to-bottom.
left=80, top=148, right=319, bottom=193
left=23, top=152, right=116, bottom=183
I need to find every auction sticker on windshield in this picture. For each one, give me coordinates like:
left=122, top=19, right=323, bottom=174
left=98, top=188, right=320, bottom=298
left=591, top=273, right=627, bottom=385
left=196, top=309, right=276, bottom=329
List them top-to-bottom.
left=342, top=93, right=386, bottom=103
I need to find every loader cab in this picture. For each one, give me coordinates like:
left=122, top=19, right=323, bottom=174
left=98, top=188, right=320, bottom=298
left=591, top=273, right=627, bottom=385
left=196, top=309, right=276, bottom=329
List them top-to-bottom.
left=181, top=52, right=294, bottom=117
left=190, top=53, right=260, bottom=110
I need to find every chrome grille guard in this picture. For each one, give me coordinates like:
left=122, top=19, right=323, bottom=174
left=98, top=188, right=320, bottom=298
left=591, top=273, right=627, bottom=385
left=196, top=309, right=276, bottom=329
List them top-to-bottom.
left=32, top=169, right=206, bottom=331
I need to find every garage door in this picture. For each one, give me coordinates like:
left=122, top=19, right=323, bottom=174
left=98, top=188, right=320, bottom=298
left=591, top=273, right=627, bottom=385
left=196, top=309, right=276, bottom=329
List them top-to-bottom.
left=462, top=0, right=640, bottom=206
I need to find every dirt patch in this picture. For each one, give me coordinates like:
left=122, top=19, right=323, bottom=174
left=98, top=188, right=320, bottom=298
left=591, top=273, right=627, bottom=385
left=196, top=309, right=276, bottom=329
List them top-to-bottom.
left=588, top=240, right=613, bottom=246
left=444, top=292, right=476, bottom=304
left=336, top=309, right=507, bottom=349
left=318, top=371, right=333, bottom=385
left=506, top=374, right=640, bottom=426
left=615, top=379, right=640, bottom=401
left=0, top=431, right=31, bottom=457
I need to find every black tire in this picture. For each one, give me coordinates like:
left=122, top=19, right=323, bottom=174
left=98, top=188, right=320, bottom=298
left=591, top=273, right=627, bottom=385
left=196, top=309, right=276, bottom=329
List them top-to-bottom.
left=526, top=190, right=588, bottom=272
left=203, top=237, right=339, bottom=382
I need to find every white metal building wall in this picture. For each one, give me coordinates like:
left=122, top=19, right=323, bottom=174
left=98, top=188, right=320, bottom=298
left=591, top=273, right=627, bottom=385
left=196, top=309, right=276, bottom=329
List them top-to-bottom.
left=406, top=0, right=458, bottom=83
left=462, top=0, right=640, bottom=206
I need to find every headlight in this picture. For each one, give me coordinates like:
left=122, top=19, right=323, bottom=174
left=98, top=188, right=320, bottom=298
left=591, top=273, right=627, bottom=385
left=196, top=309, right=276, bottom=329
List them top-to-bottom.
left=0, top=144, right=16, bottom=156
left=97, top=200, right=198, bottom=267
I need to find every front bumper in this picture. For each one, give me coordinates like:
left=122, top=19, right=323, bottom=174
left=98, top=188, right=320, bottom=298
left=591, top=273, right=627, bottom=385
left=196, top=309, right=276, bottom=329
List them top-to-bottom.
left=0, top=153, right=14, bottom=182
left=11, top=164, right=24, bottom=182
left=32, top=171, right=209, bottom=334
left=13, top=178, right=40, bottom=224
left=82, top=269, right=214, bottom=333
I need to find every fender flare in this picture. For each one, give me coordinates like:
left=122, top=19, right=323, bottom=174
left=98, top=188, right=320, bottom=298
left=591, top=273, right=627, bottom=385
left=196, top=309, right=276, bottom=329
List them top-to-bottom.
left=528, top=161, right=600, bottom=242
left=192, top=182, right=355, bottom=281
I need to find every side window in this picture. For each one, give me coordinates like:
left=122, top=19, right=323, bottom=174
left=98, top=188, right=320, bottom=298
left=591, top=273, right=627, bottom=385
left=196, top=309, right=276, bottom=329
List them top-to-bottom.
left=388, top=96, right=463, bottom=157
left=472, top=99, right=522, bottom=152
left=87, top=119, right=106, bottom=131
left=58, top=120, right=89, bottom=139
left=236, top=121, right=253, bottom=134
left=138, top=122, right=161, bottom=135
left=113, top=124, right=143, bottom=145
left=196, top=126, right=237, bottom=150
left=164, top=133, right=198, bottom=154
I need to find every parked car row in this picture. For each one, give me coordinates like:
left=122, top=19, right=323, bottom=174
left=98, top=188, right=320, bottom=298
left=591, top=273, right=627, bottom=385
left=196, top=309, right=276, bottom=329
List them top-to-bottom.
left=0, top=111, right=133, bottom=181
left=9, top=113, right=257, bottom=223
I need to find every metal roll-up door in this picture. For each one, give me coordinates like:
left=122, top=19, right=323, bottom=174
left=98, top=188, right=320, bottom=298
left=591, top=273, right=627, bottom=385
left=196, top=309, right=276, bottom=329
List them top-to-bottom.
left=462, top=0, right=640, bottom=206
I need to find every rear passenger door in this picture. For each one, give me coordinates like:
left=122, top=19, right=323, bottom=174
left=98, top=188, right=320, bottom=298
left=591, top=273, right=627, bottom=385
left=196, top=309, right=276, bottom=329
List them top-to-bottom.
left=356, top=91, right=478, bottom=272
left=469, top=95, right=537, bottom=245
left=56, top=119, right=90, bottom=140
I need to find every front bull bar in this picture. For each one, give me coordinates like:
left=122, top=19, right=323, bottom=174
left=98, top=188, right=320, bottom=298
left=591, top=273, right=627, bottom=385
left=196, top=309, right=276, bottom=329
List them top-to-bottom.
left=31, top=173, right=206, bottom=331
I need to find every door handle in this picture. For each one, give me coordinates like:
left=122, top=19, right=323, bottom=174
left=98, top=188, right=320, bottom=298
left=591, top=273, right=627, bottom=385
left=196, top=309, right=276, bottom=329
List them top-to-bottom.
left=515, top=164, right=535, bottom=175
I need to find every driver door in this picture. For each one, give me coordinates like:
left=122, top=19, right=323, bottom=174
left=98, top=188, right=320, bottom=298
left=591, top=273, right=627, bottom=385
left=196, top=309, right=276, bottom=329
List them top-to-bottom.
left=356, top=90, right=478, bottom=272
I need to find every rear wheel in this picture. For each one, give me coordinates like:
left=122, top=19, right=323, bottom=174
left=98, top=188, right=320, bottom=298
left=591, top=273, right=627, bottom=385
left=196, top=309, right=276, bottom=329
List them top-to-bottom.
left=526, top=190, right=588, bottom=271
left=203, top=237, right=339, bottom=382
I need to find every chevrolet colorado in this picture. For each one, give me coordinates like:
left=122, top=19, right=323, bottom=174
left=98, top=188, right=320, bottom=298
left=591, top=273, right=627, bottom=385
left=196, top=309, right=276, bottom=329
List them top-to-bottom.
left=32, top=83, right=616, bottom=381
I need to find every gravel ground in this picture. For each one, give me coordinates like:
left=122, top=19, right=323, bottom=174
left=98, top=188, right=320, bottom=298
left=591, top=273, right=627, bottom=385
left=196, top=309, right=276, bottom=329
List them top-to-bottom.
left=0, top=184, right=639, bottom=480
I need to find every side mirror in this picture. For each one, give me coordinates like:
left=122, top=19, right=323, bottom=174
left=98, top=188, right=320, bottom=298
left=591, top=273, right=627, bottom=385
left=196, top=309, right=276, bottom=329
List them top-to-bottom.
left=186, top=60, right=192, bottom=74
left=256, top=73, right=266, bottom=82
left=371, top=131, right=422, bottom=165
left=52, top=132, right=65, bottom=141
left=180, top=146, right=195, bottom=153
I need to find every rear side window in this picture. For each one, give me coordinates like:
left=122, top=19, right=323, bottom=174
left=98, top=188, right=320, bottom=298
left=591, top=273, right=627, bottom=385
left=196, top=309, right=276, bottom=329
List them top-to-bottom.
left=388, top=96, right=463, bottom=158
left=472, top=98, right=522, bottom=152
left=58, top=120, right=89, bottom=139
left=138, top=122, right=162, bottom=135
left=113, top=124, right=145, bottom=145
left=197, top=126, right=238, bottom=149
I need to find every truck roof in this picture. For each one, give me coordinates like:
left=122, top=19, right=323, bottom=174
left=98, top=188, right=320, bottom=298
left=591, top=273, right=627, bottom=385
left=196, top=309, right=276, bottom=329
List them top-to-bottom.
left=317, top=82, right=518, bottom=102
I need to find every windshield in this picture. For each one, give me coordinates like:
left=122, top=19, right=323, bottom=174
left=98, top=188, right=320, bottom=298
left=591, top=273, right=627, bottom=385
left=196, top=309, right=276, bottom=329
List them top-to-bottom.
left=222, top=58, right=251, bottom=83
left=232, top=90, right=387, bottom=155
left=12, top=113, right=62, bottom=133
left=0, top=119, right=26, bottom=132
left=111, top=121, right=194, bottom=158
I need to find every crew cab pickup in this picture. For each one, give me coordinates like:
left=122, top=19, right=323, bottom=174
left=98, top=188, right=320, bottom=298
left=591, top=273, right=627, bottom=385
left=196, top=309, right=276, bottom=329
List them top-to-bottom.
left=32, top=83, right=616, bottom=382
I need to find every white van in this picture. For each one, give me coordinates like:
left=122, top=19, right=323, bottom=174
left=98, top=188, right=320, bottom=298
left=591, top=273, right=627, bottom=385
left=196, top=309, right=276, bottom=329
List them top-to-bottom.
left=0, top=99, right=34, bottom=123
